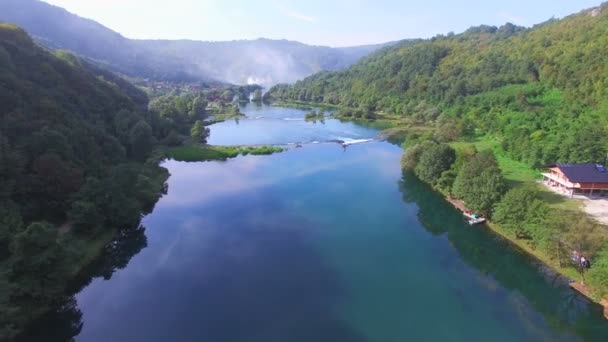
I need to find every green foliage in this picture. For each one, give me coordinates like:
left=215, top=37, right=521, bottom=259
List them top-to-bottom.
left=269, top=7, right=608, bottom=167
left=0, top=25, right=171, bottom=338
left=304, top=110, right=325, bottom=121
left=190, top=120, right=210, bottom=144
left=129, top=121, right=155, bottom=160
left=400, top=141, right=436, bottom=171
left=414, top=144, right=456, bottom=186
left=165, top=145, right=285, bottom=162
left=243, top=146, right=285, bottom=155
left=452, top=151, right=507, bottom=215
left=437, top=170, right=458, bottom=194
left=493, top=187, right=548, bottom=238
left=561, top=215, right=606, bottom=261
left=7, top=222, right=71, bottom=331
left=588, top=246, right=608, bottom=298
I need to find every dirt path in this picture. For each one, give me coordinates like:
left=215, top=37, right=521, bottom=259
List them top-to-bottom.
left=583, top=199, right=608, bottom=225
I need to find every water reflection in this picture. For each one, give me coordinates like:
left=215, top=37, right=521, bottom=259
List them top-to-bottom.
left=21, top=141, right=608, bottom=342
left=399, top=172, right=608, bottom=340
left=70, top=174, right=367, bottom=341
left=18, top=223, right=149, bottom=342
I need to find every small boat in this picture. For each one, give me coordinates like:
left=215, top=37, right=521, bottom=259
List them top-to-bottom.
left=463, top=211, right=486, bottom=225
left=467, top=217, right=486, bottom=225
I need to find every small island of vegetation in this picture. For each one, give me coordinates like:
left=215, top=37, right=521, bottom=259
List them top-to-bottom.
left=304, top=110, right=326, bottom=121
left=165, top=145, right=285, bottom=162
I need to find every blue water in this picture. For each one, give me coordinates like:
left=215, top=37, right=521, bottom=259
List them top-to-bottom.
left=208, top=103, right=378, bottom=146
left=27, top=104, right=608, bottom=341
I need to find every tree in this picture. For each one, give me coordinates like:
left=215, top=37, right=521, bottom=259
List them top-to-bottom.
left=222, top=89, right=234, bottom=102
left=188, top=95, right=207, bottom=120
left=434, top=116, right=464, bottom=142
left=129, top=120, right=155, bottom=160
left=190, top=120, right=210, bottom=144
left=401, top=141, right=436, bottom=171
left=414, top=144, right=456, bottom=185
left=452, top=151, right=506, bottom=215
left=437, top=170, right=458, bottom=194
left=493, top=186, right=542, bottom=238
left=69, top=199, right=103, bottom=234
left=0, top=201, right=22, bottom=260
left=562, top=215, right=605, bottom=282
left=563, top=217, right=605, bottom=257
left=10, top=222, right=69, bottom=299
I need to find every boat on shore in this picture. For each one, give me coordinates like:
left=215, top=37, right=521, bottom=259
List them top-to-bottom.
left=464, top=211, right=486, bottom=225
left=464, top=212, right=486, bottom=226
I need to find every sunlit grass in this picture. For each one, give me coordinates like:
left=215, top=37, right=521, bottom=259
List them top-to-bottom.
left=449, top=137, right=580, bottom=211
left=165, top=145, right=285, bottom=162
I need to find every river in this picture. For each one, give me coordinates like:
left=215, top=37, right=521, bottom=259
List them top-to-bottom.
left=24, top=103, right=608, bottom=341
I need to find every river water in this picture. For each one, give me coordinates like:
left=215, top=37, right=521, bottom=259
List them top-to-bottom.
left=26, top=103, right=608, bottom=341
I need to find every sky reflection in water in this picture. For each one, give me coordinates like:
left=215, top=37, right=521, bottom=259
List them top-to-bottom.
left=70, top=142, right=608, bottom=341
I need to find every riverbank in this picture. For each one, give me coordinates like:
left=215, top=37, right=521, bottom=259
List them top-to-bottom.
left=14, top=141, right=285, bottom=338
left=438, top=166, right=608, bottom=318
left=467, top=206, right=608, bottom=319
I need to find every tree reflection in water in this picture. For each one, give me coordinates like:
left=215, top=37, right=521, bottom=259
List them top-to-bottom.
left=399, top=171, right=608, bottom=340
left=18, top=224, right=148, bottom=342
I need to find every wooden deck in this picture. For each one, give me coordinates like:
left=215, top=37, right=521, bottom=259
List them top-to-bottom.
left=570, top=282, right=608, bottom=320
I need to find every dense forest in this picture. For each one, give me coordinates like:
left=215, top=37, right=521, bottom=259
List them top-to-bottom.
left=268, top=3, right=608, bottom=167
left=0, top=23, right=219, bottom=339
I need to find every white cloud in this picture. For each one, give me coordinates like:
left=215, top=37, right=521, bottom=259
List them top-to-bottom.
left=276, top=3, right=318, bottom=22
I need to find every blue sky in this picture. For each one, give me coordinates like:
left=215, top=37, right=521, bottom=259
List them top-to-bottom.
left=42, top=0, right=601, bottom=46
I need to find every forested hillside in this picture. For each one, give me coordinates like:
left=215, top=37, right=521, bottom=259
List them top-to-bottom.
left=0, top=0, right=395, bottom=84
left=268, top=3, right=608, bottom=166
left=0, top=23, right=177, bottom=339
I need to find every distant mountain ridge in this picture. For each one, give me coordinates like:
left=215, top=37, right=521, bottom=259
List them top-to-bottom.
left=0, top=0, right=397, bottom=84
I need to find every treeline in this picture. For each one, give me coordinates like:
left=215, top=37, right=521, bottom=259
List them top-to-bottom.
left=267, top=4, right=608, bottom=167
left=0, top=24, right=208, bottom=339
left=142, top=83, right=262, bottom=104
left=145, top=84, right=262, bottom=145
left=403, top=141, right=608, bottom=299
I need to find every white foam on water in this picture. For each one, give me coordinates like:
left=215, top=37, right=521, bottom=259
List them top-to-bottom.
left=283, top=118, right=305, bottom=121
left=341, top=138, right=375, bottom=146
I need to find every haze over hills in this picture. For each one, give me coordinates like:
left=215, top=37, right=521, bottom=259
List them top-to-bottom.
left=0, top=0, right=397, bottom=85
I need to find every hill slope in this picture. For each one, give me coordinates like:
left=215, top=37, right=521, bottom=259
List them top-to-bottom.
left=0, top=0, right=394, bottom=84
left=268, top=4, right=608, bottom=166
left=0, top=23, right=170, bottom=339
